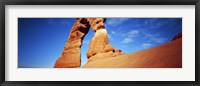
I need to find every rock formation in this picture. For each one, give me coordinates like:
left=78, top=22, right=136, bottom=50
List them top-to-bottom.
left=54, top=18, right=91, bottom=68
left=54, top=18, right=182, bottom=68
left=86, top=18, right=124, bottom=62
left=171, top=32, right=182, bottom=41
left=83, top=33, right=182, bottom=68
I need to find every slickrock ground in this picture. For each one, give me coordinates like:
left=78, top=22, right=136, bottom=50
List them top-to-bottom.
left=83, top=35, right=182, bottom=68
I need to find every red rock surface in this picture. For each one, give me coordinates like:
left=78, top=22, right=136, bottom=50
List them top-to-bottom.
left=54, top=18, right=91, bottom=68
left=86, top=18, right=124, bottom=60
left=171, top=32, right=182, bottom=41
left=83, top=37, right=182, bottom=68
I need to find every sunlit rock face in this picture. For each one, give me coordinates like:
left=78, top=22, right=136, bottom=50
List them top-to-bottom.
left=54, top=18, right=91, bottom=68
left=54, top=18, right=123, bottom=68
left=86, top=18, right=124, bottom=62
left=83, top=34, right=182, bottom=68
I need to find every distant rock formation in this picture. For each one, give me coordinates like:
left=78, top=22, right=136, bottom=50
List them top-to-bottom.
left=54, top=18, right=91, bottom=68
left=86, top=18, right=124, bottom=62
left=171, top=32, right=182, bottom=41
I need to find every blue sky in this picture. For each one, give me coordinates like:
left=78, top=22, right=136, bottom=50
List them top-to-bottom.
left=18, top=18, right=182, bottom=68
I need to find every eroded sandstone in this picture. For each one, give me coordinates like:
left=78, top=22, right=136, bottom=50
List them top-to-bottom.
left=54, top=18, right=91, bottom=68
left=54, top=18, right=182, bottom=68
left=86, top=18, right=124, bottom=61
left=83, top=35, right=182, bottom=68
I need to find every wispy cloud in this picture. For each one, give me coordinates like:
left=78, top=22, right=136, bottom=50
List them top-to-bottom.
left=106, top=18, right=129, bottom=26
left=144, top=18, right=179, bottom=29
left=144, top=18, right=161, bottom=29
left=108, top=30, right=126, bottom=41
left=121, top=30, right=139, bottom=44
left=127, top=30, right=139, bottom=37
left=111, top=31, right=116, bottom=35
left=142, top=32, right=166, bottom=43
left=107, top=34, right=114, bottom=40
left=121, top=38, right=133, bottom=43
left=151, top=38, right=166, bottom=43
left=142, top=43, right=152, bottom=49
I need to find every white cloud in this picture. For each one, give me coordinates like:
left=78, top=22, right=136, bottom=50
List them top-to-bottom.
left=106, top=18, right=129, bottom=26
left=144, top=18, right=178, bottom=29
left=111, top=30, right=126, bottom=37
left=120, top=30, right=139, bottom=44
left=127, top=30, right=139, bottom=37
left=111, top=31, right=116, bottom=35
left=142, top=32, right=166, bottom=43
left=143, top=32, right=154, bottom=37
left=107, top=34, right=114, bottom=40
left=151, top=37, right=166, bottom=43
left=121, top=38, right=133, bottom=43
left=142, top=43, right=152, bottom=49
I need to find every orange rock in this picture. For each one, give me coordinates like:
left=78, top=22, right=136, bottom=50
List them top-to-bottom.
left=54, top=18, right=91, bottom=68
left=54, top=18, right=113, bottom=68
left=86, top=18, right=124, bottom=60
left=90, top=18, right=106, bottom=31
left=171, top=32, right=182, bottom=41
left=83, top=37, right=182, bottom=68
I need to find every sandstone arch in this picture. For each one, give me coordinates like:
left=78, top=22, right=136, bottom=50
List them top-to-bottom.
left=54, top=18, right=91, bottom=68
left=54, top=18, right=123, bottom=68
left=54, top=18, right=182, bottom=68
